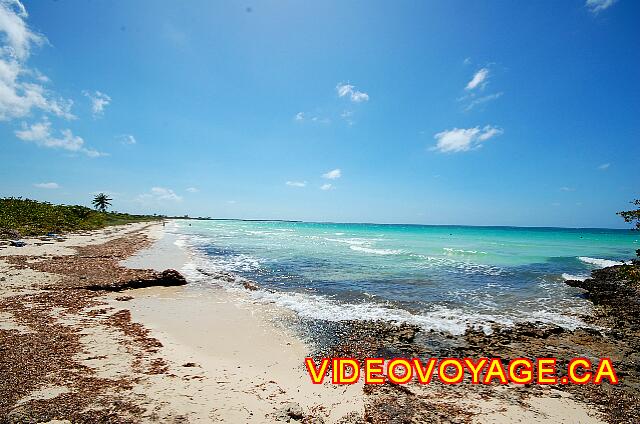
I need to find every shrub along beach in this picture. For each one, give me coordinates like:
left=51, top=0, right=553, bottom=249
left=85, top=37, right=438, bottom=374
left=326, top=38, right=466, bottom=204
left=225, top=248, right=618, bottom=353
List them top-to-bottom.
left=0, top=197, right=158, bottom=238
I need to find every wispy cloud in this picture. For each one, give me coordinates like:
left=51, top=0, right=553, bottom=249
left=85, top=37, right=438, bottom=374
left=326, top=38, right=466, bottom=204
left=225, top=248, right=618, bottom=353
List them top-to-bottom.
left=586, top=0, right=617, bottom=14
left=0, top=1, right=75, bottom=121
left=465, top=68, right=489, bottom=91
left=336, top=83, right=369, bottom=103
left=83, top=90, right=111, bottom=117
left=464, top=92, right=503, bottom=111
left=340, top=110, right=355, bottom=125
left=294, top=111, right=330, bottom=124
left=15, top=119, right=106, bottom=157
left=432, top=126, right=503, bottom=153
left=117, top=134, right=136, bottom=145
left=598, top=163, right=610, bottom=170
left=322, top=168, right=341, bottom=180
left=286, top=181, right=307, bottom=187
left=34, top=182, right=59, bottom=189
left=320, top=183, right=334, bottom=191
left=559, top=186, right=575, bottom=192
left=137, top=187, right=182, bottom=203
left=186, top=187, right=199, bottom=193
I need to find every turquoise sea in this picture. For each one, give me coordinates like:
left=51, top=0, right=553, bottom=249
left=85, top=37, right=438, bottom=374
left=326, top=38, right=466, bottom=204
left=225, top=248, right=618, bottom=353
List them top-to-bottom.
left=173, top=220, right=638, bottom=335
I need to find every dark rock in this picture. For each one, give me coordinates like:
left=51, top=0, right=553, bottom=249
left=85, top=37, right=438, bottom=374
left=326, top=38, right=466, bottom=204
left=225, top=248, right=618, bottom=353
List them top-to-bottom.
left=84, top=269, right=187, bottom=291
left=243, top=281, right=259, bottom=291
left=115, top=295, right=134, bottom=301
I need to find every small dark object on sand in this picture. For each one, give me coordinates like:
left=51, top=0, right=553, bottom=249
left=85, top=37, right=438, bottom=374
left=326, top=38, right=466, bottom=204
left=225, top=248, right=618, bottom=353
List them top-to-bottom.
left=10, top=240, right=26, bottom=247
left=243, top=281, right=259, bottom=291
left=115, top=295, right=134, bottom=301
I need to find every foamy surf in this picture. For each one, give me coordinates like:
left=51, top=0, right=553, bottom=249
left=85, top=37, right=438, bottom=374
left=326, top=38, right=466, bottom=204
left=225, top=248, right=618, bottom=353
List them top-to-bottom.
left=170, top=219, right=632, bottom=337
left=349, top=245, right=404, bottom=255
left=443, top=247, right=488, bottom=255
left=578, top=256, right=626, bottom=268
left=562, top=273, right=590, bottom=282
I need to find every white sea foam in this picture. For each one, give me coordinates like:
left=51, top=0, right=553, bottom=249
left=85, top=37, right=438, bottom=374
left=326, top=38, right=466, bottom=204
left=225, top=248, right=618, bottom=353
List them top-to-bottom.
left=324, top=237, right=370, bottom=246
left=349, top=245, right=403, bottom=255
left=443, top=247, right=487, bottom=255
left=410, top=254, right=503, bottom=276
left=578, top=256, right=625, bottom=268
left=562, top=273, right=589, bottom=282
left=249, top=289, right=588, bottom=335
left=251, top=290, right=500, bottom=335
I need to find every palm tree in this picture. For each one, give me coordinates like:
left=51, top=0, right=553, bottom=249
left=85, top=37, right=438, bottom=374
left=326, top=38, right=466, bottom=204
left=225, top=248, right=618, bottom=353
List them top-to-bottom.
left=92, top=193, right=112, bottom=212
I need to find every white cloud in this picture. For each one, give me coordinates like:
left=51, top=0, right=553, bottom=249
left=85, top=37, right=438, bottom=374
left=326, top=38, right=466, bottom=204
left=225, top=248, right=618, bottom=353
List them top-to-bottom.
left=0, top=0, right=42, bottom=61
left=586, top=0, right=617, bottom=13
left=0, top=1, right=75, bottom=121
left=463, top=57, right=472, bottom=65
left=465, top=68, right=489, bottom=91
left=336, top=82, right=369, bottom=103
left=336, top=83, right=354, bottom=98
left=83, top=90, right=111, bottom=116
left=350, top=91, right=369, bottom=102
left=464, top=92, right=503, bottom=111
left=294, top=111, right=330, bottom=124
left=311, top=116, right=330, bottom=124
left=15, top=119, right=106, bottom=157
left=432, top=125, right=503, bottom=153
left=117, top=134, right=136, bottom=145
left=597, top=163, right=610, bottom=170
left=322, top=168, right=341, bottom=180
left=34, top=181, right=58, bottom=189
left=286, top=181, right=307, bottom=187
left=320, top=183, right=333, bottom=191
left=560, top=186, right=575, bottom=192
left=137, top=187, right=182, bottom=203
left=151, top=187, right=181, bottom=201
left=186, top=187, right=199, bottom=193
left=227, top=200, right=237, bottom=204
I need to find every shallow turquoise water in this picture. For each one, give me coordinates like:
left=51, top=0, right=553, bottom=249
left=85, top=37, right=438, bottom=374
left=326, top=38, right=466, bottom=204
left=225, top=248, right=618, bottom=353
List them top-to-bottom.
left=173, top=220, right=638, bottom=334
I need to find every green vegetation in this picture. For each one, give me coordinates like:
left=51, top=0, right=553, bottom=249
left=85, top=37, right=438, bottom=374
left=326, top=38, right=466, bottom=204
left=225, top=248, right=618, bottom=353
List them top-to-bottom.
left=92, top=193, right=112, bottom=212
left=0, top=197, right=159, bottom=238
left=618, top=199, right=640, bottom=257
left=618, top=199, right=640, bottom=230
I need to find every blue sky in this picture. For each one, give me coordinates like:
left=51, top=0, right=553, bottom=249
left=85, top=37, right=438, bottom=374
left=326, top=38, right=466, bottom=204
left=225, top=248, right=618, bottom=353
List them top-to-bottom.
left=1, top=0, right=638, bottom=228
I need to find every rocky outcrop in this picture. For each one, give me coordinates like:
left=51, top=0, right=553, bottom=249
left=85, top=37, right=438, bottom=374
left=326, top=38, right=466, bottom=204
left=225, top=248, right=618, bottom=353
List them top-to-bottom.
left=565, top=264, right=640, bottom=334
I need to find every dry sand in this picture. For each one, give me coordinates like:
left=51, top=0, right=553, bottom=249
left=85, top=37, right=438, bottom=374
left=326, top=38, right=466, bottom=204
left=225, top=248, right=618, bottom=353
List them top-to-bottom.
left=0, top=221, right=608, bottom=423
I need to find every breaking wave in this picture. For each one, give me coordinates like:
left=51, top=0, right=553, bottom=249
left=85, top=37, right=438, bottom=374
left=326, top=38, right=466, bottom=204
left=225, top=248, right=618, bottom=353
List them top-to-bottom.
left=349, top=245, right=404, bottom=255
left=578, top=257, right=625, bottom=268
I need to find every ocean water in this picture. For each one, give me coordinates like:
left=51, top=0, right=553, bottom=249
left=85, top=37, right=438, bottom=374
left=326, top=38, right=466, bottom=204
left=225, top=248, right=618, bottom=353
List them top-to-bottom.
left=172, top=220, right=638, bottom=335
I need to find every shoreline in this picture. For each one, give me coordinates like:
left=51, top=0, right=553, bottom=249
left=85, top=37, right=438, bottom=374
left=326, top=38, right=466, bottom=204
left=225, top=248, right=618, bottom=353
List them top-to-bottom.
left=1, top=221, right=637, bottom=422
left=112, top=224, right=363, bottom=422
